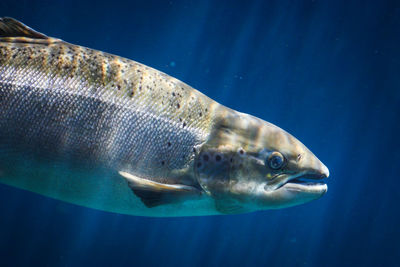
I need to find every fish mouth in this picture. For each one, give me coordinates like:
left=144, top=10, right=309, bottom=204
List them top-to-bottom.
left=257, top=170, right=328, bottom=209
left=266, top=171, right=328, bottom=194
left=283, top=179, right=327, bottom=195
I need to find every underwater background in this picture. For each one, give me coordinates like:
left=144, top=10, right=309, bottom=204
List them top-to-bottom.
left=0, top=0, right=399, bottom=266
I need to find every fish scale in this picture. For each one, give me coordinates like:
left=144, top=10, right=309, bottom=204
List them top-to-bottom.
left=0, top=35, right=216, bottom=183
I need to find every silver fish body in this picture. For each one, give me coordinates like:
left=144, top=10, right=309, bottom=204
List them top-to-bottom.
left=0, top=18, right=329, bottom=217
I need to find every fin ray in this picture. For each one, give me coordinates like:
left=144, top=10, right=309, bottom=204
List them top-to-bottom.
left=0, top=17, right=48, bottom=39
left=119, top=171, right=202, bottom=208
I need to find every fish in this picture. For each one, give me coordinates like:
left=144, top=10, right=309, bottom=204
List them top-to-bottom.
left=0, top=17, right=329, bottom=217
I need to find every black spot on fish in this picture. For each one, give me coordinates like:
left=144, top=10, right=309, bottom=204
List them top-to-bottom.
left=172, top=92, right=176, bottom=96
left=177, top=103, right=180, bottom=109
left=199, top=112, right=202, bottom=117
left=183, top=122, right=186, bottom=127
left=167, top=142, right=171, bottom=147
left=193, top=147, right=196, bottom=153
left=297, top=154, right=302, bottom=162
left=215, top=155, right=222, bottom=162
left=161, top=161, right=165, bottom=166
left=197, top=162, right=202, bottom=168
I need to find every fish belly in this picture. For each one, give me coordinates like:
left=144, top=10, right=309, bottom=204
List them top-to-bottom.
left=0, top=152, right=217, bottom=216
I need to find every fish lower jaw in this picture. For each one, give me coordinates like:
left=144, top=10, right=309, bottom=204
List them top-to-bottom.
left=283, top=181, right=327, bottom=194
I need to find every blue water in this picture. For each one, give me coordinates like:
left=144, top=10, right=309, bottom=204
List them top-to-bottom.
left=1, top=0, right=399, bottom=266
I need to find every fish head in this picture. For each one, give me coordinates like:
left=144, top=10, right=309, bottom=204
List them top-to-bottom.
left=194, top=110, right=329, bottom=214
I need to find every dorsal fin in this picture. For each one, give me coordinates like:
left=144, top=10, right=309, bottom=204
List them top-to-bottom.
left=0, top=17, right=48, bottom=39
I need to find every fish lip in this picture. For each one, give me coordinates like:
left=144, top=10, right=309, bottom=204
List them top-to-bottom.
left=271, top=171, right=328, bottom=192
left=291, top=171, right=328, bottom=181
left=283, top=172, right=328, bottom=193
left=282, top=182, right=328, bottom=194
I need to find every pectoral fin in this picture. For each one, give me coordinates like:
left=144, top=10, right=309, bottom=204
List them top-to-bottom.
left=119, top=171, right=202, bottom=208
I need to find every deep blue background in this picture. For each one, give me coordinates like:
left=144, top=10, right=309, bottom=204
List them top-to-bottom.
left=0, top=0, right=399, bottom=266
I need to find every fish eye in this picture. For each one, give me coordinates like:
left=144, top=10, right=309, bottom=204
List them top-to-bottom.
left=267, top=151, right=285, bottom=170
